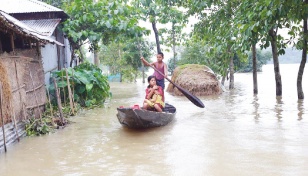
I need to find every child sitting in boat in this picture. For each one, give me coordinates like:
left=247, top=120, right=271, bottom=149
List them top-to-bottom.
left=143, top=75, right=165, bottom=112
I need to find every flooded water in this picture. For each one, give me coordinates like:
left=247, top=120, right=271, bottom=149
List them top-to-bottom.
left=1, top=64, right=308, bottom=176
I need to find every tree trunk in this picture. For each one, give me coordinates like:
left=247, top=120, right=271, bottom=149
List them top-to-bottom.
left=297, top=14, right=307, bottom=99
left=152, top=21, right=161, bottom=53
left=172, top=23, right=176, bottom=71
left=269, top=28, right=282, bottom=96
left=137, top=40, right=145, bottom=83
left=252, top=43, right=258, bottom=94
left=69, top=47, right=75, bottom=67
left=78, top=47, right=84, bottom=63
left=70, top=49, right=75, bottom=67
left=94, top=50, right=100, bottom=66
left=229, top=54, right=235, bottom=89
left=221, top=69, right=228, bottom=86
left=221, top=76, right=226, bottom=86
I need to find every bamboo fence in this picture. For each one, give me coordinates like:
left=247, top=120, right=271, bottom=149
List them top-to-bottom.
left=0, top=55, right=46, bottom=152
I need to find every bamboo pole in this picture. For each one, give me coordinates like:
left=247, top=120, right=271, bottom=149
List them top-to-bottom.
left=14, top=60, right=26, bottom=120
left=65, top=69, right=75, bottom=115
left=72, top=69, right=75, bottom=103
left=29, top=70, right=42, bottom=122
left=61, top=71, right=66, bottom=106
left=52, top=78, right=64, bottom=124
left=0, top=82, right=7, bottom=152
left=12, top=84, right=25, bottom=93
left=46, top=87, right=53, bottom=117
left=46, top=87, right=56, bottom=127
left=9, top=100, right=20, bottom=142
left=26, top=102, right=45, bottom=109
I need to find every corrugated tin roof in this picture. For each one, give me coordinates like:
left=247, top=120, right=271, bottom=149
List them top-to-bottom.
left=0, top=0, right=63, bottom=14
left=0, top=11, right=64, bottom=46
left=21, top=19, right=61, bottom=36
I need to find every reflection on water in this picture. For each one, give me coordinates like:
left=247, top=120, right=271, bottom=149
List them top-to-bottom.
left=0, top=64, right=308, bottom=176
left=252, top=95, right=260, bottom=120
left=275, top=97, right=284, bottom=120
left=297, top=99, right=304, bottom=120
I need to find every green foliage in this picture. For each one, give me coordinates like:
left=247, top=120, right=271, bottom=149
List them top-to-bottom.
left=61, top=0, right=146, bottom=54
left=132, top=0, right=189, bottom=54
left=167, top=0, right=308, bottom=76
left=186, top=1, right=240, bottom=78
left=158, top=6, right=188, bottom=57
left=100, top=37, right=154, bottom=82
left=176, top=40, right=227, bottom=76
left=236, top=49, right=271, bottom=72
left=167, top=57, right=177, bottom=74
left=51, top=62, right=110, bottom=107
left=24, top=102, right=76, bottom=136
left=25, top=117, right=53, bottom=136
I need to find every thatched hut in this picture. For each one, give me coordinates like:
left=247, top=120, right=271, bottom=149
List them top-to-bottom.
left=0, top=0, right=72, bottom=85
left=0, top=9, right=64, bottom=151
left=166, top=64, right=223, bottom=96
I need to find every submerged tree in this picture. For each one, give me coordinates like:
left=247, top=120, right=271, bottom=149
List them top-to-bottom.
left=288, top=0, right=308, bottom=99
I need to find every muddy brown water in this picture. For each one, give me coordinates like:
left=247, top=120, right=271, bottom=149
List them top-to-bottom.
left=0, top=64, right=308, bottom=176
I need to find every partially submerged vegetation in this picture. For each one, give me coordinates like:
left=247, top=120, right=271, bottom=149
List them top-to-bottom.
left=25, top=62, right=110, bottom=136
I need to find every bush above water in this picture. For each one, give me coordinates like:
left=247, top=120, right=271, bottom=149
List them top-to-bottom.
left=50, top=62, right=111, bottom=107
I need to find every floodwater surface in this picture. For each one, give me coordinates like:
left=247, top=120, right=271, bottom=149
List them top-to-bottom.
left=0, top=64, right=308, bottom=176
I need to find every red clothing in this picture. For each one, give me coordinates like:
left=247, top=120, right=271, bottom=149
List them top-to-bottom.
left=153, top=62, right=165, bottom=80
left=145, top=86, right=164, bottom=101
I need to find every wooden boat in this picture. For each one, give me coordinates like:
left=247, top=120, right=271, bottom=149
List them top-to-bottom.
left=116, top=103, right=176, bottom=129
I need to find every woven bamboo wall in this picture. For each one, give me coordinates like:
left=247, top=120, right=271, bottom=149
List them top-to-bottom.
left=0, top=55, right=46, bottom=126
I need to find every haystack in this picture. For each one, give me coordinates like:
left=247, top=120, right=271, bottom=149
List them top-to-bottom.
left=166, top=64, right=222, bottom=96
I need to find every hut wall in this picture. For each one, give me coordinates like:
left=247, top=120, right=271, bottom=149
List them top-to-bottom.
left=42, top=29, right=73, bottom=86
left=0, top=37, right=2, bottom=53
left=64, top=38, right=74, bottom=66
left=41, top=41, right=58, bottom=85
left=15, top=48, right=40, bottom=60
left=0, top=56, right=46, bottom=125
left=0, top=56, right=46, bottom=151
left=25, top=59, right=47, bottom=117
left=0, top=121, right=26, bottom=153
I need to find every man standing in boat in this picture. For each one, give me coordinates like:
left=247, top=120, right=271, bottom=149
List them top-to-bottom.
left=141, top=52, right=168, bottom=90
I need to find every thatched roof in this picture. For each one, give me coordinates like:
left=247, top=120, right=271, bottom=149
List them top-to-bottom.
left=0, top=10, right=63, bottom=46
left=167, top=64, right=223, bottom=96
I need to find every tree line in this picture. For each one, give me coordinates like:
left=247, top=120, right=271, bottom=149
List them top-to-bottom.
left=41, top=0, right=308, bottom=99
left=168, top=0, right=307, bottom=99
